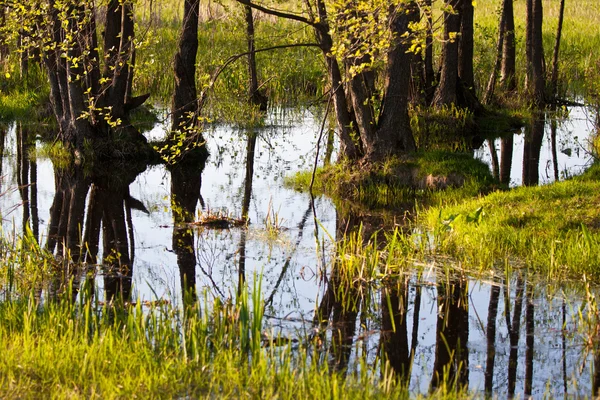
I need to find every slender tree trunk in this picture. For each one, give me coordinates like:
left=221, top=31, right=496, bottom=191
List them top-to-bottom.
left=424, top=0, right=435, bottom=102
left=458, top=0, right=474, bottom=92
left=500, top=0, right=516, bottom=91
left=526, top=0, right=545, bottom=105
left=550, top=0, right=566, bottom=97
left=483, top=1, right=506, bottom=105
left=245, top=6, right=267, bottom=110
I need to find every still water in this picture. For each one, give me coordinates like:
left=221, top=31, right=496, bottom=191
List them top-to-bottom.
left=0, top=106, right=598, bottom=396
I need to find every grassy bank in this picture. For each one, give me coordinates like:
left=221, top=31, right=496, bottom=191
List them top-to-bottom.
left=286, top=150, right=497, bottom=209
left=420, top=163, right=600, bottom=280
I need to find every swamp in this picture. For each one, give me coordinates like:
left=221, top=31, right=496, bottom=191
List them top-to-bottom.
left=0, top=0, right=600, bottom=398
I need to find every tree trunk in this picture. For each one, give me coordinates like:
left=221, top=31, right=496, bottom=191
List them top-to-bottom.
left=172, top=0, right=201, bottom=138
left=424, top=0, right=435, bottom=103
left=432, top=0, right=464, bottom=107
left=459, top=0, right=474, bottom=92
left=500, top=0, right=516, bottom=91
left=526, top=0, right=545, bottom=105
left=550, top=0, right=566, bottom=97
left=483, top=1, right=506, bottom=105
left=313, top=2, right=360, bottom=160
left=376, top=3, right=417, bottom=157
left=245, top=5, right=267, bottom=110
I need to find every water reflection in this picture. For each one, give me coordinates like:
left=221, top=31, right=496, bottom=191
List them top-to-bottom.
left=0, top=107, right=598, bottom=396
left=476, top=107, right=595, bottom=186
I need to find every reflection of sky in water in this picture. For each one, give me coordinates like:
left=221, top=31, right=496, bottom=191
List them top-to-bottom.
left=0, top=106, right=598, bottom=396
left=475, top=106, right=596, bottom=186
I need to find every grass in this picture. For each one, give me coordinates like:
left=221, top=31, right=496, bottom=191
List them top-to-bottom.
left=420, top=162, right=600, bottom=280
left=0, top=231, right=420, bottom=398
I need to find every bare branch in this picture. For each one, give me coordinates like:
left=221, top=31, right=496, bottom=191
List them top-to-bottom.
left=233, top=0, right=315, bottom=27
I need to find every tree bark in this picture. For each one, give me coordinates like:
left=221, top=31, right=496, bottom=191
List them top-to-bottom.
left=172, top=0, right=201, bottom=138
left=432, top=0, right=464, bottom=107
left=458, top=0, right=474, bottom=92
left=500, top=0, right=516, bottom=91
left=526, top=0, right=545, bottom=105
left=550, top=0, right=566, bottom=97
left=376, top=3, right=417, bottom=156
left=245, top=5, right=267, bottom=110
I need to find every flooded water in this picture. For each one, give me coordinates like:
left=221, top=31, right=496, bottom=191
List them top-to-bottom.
left=0, top=105, right=599, bottom=396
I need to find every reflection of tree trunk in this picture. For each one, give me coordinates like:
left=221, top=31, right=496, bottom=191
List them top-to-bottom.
left=523, top=117, right=545, bottom=186
left=551, top=117, right=560, bottom=181
left=17, top=123, right=31, bottom=237
left=237, top=131, right=257, bottom=295
left=500, top=136, right=514, bottom=185
left=488, top=139, right=499, bottom=180
left=30, top=152, right=39, bottom=243
left=170, top=162, right=204, bottom=308
left=45, top=164, right=90, bottom=301
left=102, top=190, right=132, bottom=303
left=506, top=275, right=525, bottom=398
left=431, top=276, right=469, bottom=391
left=381, top=279, right=411, bottom=383
left=524, top=283, right=534, bottom=397
left=484, top=284, right=501, bottom=395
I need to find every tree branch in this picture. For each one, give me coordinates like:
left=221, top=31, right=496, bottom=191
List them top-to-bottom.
left=233, top=0, right=315, bottom=27
left=198, top=42, right=320, bottom=110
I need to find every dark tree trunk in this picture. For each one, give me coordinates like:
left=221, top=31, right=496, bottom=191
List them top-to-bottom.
left=171, top=0, right=201, bottom=140
left=424, top=0, right=435, bottom=103
left=432, top=0, right=464, bottom=107
left=458, top=0, right=475, bottom=92
left=500, top=0, right=516, bottom=91
left=526, top=0, right=545, bottom=105
left=550, top=0, right=566, bottom=97
left=375, top=3, right=417, bottom=157
left=245, top=6, right=267, bottom=110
